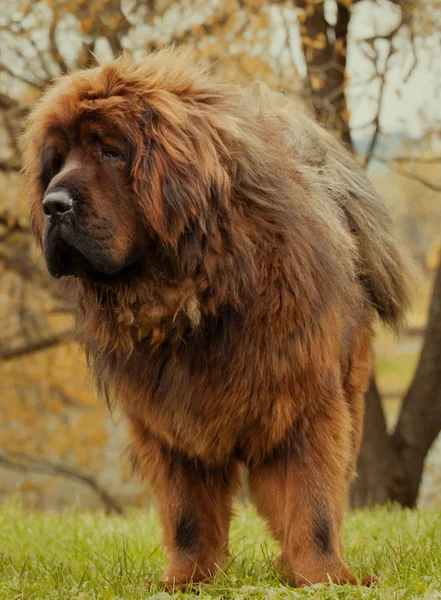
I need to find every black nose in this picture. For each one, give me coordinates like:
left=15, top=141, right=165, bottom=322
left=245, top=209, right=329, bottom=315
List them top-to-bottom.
left=43, top=190, right=73, bottom=218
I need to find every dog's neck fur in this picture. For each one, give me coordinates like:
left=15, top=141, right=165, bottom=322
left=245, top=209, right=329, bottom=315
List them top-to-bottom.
left=70, top=275, right=203, bottom=355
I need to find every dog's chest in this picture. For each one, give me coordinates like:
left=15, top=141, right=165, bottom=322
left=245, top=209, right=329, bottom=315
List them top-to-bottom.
left=93, top=298, right=348, bottom=464
left=105, top=332, right=304, bottom=465
left=109, top=342, right=246, bottom=463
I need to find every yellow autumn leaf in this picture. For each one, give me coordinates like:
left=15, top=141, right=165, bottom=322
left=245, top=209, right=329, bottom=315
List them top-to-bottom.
left=311, top=75, right=326, bottom=90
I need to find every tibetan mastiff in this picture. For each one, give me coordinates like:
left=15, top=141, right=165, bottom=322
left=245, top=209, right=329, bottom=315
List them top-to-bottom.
left=22, top=47, right=409, bottom=588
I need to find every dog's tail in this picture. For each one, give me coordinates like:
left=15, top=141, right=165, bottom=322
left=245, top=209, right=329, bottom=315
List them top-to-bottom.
left=263, top=87, right=412, bottom=329
left=322, top=133, right=412, bottom=328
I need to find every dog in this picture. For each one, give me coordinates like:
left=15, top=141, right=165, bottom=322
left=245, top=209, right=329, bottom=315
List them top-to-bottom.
left=22, top=47, right=409, bottom=587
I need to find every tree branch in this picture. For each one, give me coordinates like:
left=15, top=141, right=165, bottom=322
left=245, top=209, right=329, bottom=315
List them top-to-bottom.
left=49, top=11, right=68, bottom=75
left=362, top=15, right=405, bottom=169
left=403, top=24, right=417, bottom=83
left=0, top=63, right=44, bottom=90
left=374, top=155, right=441, bottom=163
left=0, top=158, right=21, bottom=172
left=376, top=159, right=441, bottom=191
left=0, top=331, right=74, bottom=361
left=0, top=451, right=123, bottom=514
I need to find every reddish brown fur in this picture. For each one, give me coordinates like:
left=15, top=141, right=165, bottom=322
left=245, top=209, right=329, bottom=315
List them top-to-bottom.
left=22, top=47, right=409, bottom=588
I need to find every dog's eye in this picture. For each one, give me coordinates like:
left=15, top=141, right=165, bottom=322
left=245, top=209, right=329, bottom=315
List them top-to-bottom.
left=98, top=146, right=124, bottom=162
left=41, top=151, right=64, bottom=188
left=53, top=154, right=64, bottom=173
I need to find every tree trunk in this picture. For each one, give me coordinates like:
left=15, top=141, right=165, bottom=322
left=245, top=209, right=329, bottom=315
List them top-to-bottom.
left=296, top=0, right=352, bottom=146
left=351, top=261, right=441, bottom=507
left=389, top=263, right=441, bottom=506
left=349, top=378, right=403, bottom=507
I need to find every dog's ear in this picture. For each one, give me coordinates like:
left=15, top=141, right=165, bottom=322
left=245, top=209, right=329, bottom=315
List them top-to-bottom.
left=133, top=108, right=231, bottom=248
left=21, top=124, right=46, bottom=247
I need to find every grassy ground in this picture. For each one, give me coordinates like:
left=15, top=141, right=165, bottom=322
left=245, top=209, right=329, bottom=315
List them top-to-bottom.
left=373, top=272, right=433, bottom=429
left=1, top=502, right=440, bottom=599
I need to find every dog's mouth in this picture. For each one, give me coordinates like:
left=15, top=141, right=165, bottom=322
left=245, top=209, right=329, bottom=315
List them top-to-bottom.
left=43, top=221, right=140, bottom=284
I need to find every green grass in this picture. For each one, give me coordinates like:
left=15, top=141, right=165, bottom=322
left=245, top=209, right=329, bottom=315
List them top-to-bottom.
left=376, top=353, right=419, bottom=393
left=1, top=502, right=440, bottom=599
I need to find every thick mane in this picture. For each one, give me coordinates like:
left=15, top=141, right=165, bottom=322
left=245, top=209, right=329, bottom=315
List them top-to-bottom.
left=23, top=46, right=409, bottom=367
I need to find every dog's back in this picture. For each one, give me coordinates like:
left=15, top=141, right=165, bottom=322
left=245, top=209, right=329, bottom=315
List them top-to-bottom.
left=245, top=83, right=411, bottom=328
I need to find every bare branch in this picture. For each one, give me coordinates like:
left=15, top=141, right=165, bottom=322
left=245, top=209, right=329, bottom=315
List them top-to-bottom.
left=49, top=10, right=68, bottom=75
left=146, top=10, right=232, bottom=52
left=361, top=15, right=405, bottom=169
left=403, top=25, right=417, bottom=83
left=77, top=41, right=98, bottom=69
left=0, top=63, right=44, bottom=90
left=348, top=73, right=379, bottom=88
left=0, top=93, right=19, bottom=110
left=350, top=117, right=378, bottom=131
left=375, top=155, right=441, bottom=163
left=0, top=158, right=21, bottom=172
left=376, top=158, right=441, bottom=191
left=49, top=305, right=76, bottom=315
left=0, top=330, right=74, bottom=361
left=0, top=451, right=123, bottom=514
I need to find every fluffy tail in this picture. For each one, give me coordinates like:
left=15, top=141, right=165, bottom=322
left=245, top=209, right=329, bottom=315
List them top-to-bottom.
left=324, top=133, right=412, bottom=328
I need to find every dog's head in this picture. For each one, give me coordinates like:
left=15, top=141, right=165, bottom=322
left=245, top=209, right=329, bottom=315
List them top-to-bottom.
left=22, top=49, right=242, bottom=285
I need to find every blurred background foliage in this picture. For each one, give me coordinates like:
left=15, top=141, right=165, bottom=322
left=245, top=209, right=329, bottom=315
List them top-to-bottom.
left=0, top=0, right=440, bottom=513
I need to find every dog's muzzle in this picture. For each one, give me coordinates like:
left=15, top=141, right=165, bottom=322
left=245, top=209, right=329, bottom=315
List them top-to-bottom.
left=42, top=190, right=73, bottom=220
